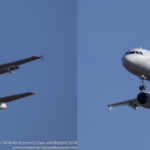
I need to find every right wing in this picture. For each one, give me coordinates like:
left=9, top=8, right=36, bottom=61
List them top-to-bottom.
left=0, top=56, right=42, bottom=75
left=0, top=92, right=34, bottom=103
left=107, top=98, right=138, bottom=110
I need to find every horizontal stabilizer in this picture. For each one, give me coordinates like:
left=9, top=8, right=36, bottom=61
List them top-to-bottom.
left=0, top=92, right=34, bottom=103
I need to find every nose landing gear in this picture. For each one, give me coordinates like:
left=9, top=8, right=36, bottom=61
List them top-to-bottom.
left=139, top=75, right=146, bottom=91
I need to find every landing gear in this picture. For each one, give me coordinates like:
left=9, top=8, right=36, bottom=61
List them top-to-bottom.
left=139, top=74, right=146, bottom=91
left=139, top=85, right=146, bottom=91
left=139, top=86, right=142, bottom=91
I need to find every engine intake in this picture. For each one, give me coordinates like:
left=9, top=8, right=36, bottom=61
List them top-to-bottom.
left=137, top=92, right=147, bottom=105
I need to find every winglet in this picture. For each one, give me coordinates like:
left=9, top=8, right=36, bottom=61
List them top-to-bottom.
left=40, top=55, right=44, bottom=61
left=108, top=104, right=111, bottom=110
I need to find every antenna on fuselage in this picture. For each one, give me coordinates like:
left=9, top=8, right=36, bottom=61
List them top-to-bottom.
left=140, top=47, right=142, bottom=49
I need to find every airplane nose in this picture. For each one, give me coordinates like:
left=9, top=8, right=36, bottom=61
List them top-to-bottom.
left=122, top=55, right=134, bottom=69
left=122, top=55, right=130, bottom=68
left=122, top=56, right=126, bottom=66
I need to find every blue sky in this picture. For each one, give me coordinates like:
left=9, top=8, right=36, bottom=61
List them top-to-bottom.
left=2, top=0, right=150, bottom=149
left=78, top=0, right=150, bottom=150
left=0, top=1, right=77, bottom=149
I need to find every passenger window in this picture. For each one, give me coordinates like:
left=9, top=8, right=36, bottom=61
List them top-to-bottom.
left=128, top=51, right=135, bottom=54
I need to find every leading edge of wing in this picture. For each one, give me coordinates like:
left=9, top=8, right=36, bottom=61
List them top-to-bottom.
left=0, top=56, right=42, bottom=70
left=0, top=92, right=34, bottom=103
left=107, top=98, right=137, bottom=110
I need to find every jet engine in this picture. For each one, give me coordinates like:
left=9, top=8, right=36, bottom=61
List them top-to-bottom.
left=137, top=92, right=150, bottom=108
left=0, top=103, right=7, bottom=109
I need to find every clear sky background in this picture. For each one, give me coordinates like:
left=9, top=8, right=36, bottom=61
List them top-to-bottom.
left=0, top=0, right=77, bottom=149
left=78, top=0, right=150, bottom=150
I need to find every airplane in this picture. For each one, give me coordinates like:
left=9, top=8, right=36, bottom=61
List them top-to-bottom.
left=108, top=48, right=150, bottom=110
left=0, top=55, right=42, bottom=109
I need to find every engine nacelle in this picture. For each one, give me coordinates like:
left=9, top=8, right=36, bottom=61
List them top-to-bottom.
left=137, top=92, right=150, bottom=108
left=0, top=103, right=7, bottom=109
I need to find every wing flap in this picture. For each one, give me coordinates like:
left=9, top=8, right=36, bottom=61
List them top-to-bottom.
left=0, top=66, right=19, bottom=75
left=0, top=92, right=34, bottom=103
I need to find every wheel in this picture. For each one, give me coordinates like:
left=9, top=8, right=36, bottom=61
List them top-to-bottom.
left=142, top=85, right=146, bottom=90
left=139, top=86, right=143, bottom=91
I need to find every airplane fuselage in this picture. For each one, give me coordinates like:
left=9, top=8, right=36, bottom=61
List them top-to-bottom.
left=107, top=48, right=150, bottom=110
left=122, top=48, right=150, bottom=81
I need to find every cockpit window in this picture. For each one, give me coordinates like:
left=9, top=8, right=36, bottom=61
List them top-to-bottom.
left=125, top=51, right=143, bottom=56
left=128, top=51, right=135, bottom=54
left=125, top=52, right=128, bottom=55
left=139, top=52, right=143, bottom=55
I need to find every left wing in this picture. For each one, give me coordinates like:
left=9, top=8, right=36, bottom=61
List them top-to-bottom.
left=0, top=56, right=42, bottom=75
left=0, top=66, right=19, bottom=75
left=0, top=92, right=34, bottom=103
left=108, top=98, right=138, bottom=110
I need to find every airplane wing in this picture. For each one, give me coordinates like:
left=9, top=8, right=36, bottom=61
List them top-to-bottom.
left=0, top=56, right=42, bottom=75
left=0, top=66, right=19, bottom=75
left=0, top=92, right=34, bottom=103
left=107, top=98, right=138, bottom=110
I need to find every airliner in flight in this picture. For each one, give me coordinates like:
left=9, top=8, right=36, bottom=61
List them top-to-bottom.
left=108, top=48, right=150, bottom=110
left=0, top=56, right=42, bottom=109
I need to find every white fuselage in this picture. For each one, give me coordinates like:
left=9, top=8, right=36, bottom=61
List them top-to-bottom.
left=122, top=48, right=150, bottom=81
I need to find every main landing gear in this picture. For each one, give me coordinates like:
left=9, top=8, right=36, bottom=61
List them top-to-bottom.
left=139, top=74, right=146, bottom=91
